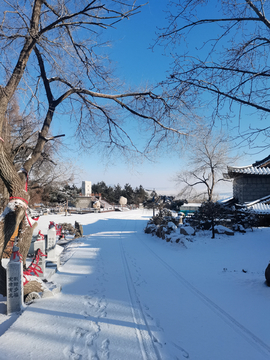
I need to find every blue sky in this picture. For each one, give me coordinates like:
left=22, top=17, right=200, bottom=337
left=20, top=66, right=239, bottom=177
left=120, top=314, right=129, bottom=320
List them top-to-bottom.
left=53, top=1, right=270, bottom=197
left=55, top=1, right=184, bottom=195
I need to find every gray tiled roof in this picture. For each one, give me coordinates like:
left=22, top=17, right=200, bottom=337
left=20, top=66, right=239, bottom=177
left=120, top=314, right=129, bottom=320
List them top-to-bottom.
left=227, top=165, right=270, bottom=175
left=244, top=195, right=270, bottom=214
left=247, top=203, right=270, bottom=214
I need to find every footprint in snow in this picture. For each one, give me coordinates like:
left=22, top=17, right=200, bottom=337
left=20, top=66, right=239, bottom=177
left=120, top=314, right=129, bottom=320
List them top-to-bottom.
left=74, top=327, right=88, bottom=338
left=101, top=339, right=110, bottom=359
left=63, top=346, right=82, bottom=360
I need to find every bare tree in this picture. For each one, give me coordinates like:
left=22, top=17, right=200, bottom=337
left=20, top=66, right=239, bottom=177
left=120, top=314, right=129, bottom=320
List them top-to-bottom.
left=156, top=0, right=270, bottom=147
left=0, top=1, right=193, bottom=295
left=0, top=95, right=73, bottom=208
left=175, top=130, right=233, bottom=201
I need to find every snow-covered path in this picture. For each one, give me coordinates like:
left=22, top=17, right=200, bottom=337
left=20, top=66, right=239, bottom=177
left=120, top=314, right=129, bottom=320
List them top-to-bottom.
left=0, top=209, right=270, bottom=359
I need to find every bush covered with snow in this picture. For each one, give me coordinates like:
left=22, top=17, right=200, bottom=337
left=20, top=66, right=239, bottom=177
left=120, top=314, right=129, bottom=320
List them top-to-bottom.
left=187, top=201, right=259, bottom=238
left=144, top=203, right=259, bottom=244
left=144, top=209, right=191, bottom=245
left=167, top=221, right=178, bottom=231
left=144, top=224, right=157, bottom=234
left=214, top=225, right=234, bottom=236
left=180, top=226, right=195, bottom=236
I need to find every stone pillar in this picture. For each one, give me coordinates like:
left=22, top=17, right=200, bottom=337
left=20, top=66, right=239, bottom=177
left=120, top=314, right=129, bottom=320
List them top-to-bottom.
left=47, top=226, right=56, bottom=260
left=34, top=239, right=45, bottom=254
left=7, top=246, right=23, bottom=314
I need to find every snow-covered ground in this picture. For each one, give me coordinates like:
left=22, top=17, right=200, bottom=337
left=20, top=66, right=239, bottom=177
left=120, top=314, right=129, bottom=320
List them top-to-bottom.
left=0, top=209, right=270, bottom=359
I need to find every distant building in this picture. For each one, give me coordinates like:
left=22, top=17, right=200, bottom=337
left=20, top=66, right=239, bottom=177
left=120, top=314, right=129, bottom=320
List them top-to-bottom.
left=82, top=181, right=92, bottom=196
left=179, top=203, right=201, bottom=215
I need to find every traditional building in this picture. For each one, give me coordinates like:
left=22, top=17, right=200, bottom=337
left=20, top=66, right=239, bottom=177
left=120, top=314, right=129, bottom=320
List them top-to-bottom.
left=226, top=155, right=270, bottom=204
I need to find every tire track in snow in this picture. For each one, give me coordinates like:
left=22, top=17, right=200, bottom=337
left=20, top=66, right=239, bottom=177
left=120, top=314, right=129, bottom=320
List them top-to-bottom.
left=122, top=217, right=189, bottom=359
left=140, top=236, right=270, bottom=358
left=119, top=238, right=163, bottom=360
left=124, top=250, right=189, bottom=359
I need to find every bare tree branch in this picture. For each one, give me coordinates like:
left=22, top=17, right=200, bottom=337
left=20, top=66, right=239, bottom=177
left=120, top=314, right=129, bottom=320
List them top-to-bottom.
left=156, top=0, right=270, bottom=150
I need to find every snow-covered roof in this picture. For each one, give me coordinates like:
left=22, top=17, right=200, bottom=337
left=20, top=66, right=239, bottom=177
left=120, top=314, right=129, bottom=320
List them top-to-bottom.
left=227, top=154, right=270, bottom=176
left=252, top=154, right=270, bottom=167
left=227, top=165, right=270, bottom=176
left=245, top=194, right=270, bottom=207
left=242, top=195, right=270, bottom=214
left=218, top=197, right=234, bottom=204
left=100, top=199, right=112, bottom=208
left=247, top=203, right=270, bottom=215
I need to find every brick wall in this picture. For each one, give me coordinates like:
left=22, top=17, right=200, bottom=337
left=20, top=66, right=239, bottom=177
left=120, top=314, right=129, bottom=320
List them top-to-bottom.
left=233, top=175, right=270, bottom=203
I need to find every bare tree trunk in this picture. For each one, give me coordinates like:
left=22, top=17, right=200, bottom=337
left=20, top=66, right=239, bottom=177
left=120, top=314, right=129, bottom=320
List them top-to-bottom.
left=0, top=1, right=42, bottom=295
left=0, top=72, right=55, bottom=296
left=0, top=142, right=30, bottom=295
left=0, top=181, right=9, bottom=213
left=0, top=205, right=26, bottom=296
left=211, top=216, right=215, bottom=239
left=17, top=221, right=38, bottom=268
